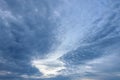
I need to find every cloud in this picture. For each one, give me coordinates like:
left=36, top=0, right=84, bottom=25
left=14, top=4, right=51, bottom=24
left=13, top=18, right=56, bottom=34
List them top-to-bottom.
left=0, top=0, right=120, bottom=80
left=0, top=0, right=61, bottom=79
left=31, top=0, right=120, bottom=79
left=62, top=45, right=120, bottom=80
left=32, top=59, right=66, bottom=78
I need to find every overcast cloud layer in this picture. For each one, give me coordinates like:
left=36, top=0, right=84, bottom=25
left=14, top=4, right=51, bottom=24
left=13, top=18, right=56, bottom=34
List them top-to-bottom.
left=0, top=0, right=120, bottom=80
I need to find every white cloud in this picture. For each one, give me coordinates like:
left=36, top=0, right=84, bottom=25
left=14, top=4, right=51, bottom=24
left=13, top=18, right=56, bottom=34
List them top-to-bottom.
left=32, top=58, right=66, bottom=78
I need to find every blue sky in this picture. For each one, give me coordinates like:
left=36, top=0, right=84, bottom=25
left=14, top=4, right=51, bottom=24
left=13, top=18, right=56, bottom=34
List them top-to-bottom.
left=0, top=0, right=120, bottom=80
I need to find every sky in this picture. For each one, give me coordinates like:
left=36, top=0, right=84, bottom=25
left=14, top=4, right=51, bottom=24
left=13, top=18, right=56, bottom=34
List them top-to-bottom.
left=0, top=0, right=120, bottom=80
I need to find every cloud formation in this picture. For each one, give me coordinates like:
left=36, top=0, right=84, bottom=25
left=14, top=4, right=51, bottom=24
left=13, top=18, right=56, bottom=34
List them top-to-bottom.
left=0, top=0, right=120, bottom=80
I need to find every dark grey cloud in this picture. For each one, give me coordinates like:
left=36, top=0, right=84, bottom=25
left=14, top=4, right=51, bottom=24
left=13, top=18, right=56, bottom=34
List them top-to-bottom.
left=0, top=0, right=62, bottom=79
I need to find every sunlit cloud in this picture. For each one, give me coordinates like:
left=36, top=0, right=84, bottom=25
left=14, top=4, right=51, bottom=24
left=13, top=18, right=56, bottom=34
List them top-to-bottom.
left=32, top=58, right=66, bottom=78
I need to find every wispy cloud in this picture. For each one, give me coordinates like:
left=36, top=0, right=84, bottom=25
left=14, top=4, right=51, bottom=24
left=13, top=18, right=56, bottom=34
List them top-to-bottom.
left=32, top=0, right=120, bottom=79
